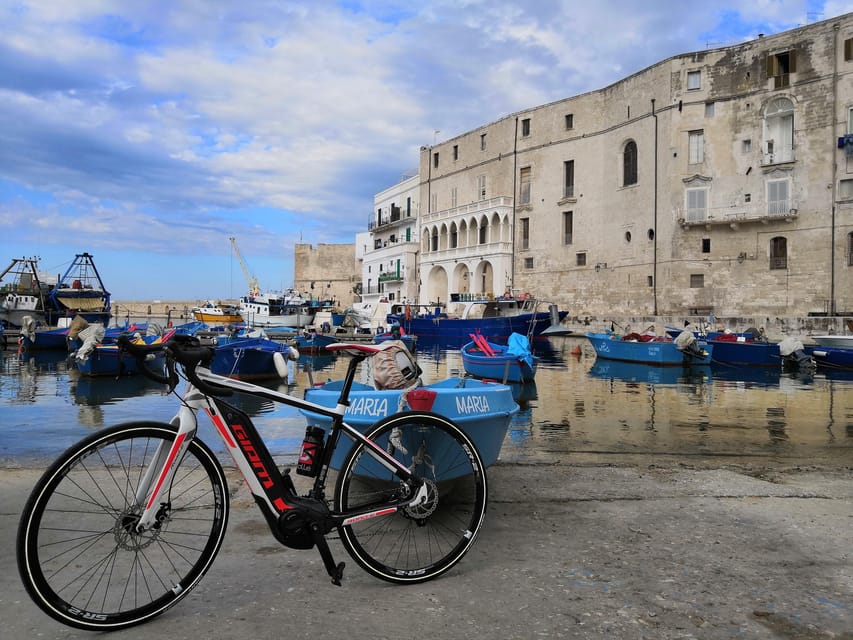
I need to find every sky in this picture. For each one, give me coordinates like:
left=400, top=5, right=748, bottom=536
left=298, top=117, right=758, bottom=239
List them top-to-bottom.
left=1, top=0, right=850, bottom=301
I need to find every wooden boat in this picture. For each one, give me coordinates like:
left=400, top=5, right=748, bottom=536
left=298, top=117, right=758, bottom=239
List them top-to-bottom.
left=385, top=296, right=568, bottom=348
left=191, top=301, right=243, bottom=325
left=585, top=330, right=712, bottom=365
left=461, top=333, right=538, bottom=383
left=210, top=336, right=299, bottom=381
left=300, top=376, right=519, bottom=469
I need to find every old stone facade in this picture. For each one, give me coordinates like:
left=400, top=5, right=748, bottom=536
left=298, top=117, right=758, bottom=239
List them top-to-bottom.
left=417, top=14, right=853, bottom=318
left=293, top=243, right=360, bottom=308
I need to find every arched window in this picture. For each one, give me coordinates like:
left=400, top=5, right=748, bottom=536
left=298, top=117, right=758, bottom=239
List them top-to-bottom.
left=763, top=98, right=794, bottom=164
left=623, top=140, right=638, bottom=186
left=770, top=236, right=787, bottom=270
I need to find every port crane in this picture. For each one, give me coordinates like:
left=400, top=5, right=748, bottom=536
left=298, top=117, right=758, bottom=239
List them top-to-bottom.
left=229, top=236, right=260, bottom=297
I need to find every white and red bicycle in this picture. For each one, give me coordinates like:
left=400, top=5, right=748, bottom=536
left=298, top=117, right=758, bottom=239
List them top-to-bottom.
left=17, top=334, right=487, bottom=631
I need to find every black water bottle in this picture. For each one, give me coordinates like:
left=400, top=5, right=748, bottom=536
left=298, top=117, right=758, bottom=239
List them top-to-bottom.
left=296, top=426, right=325, bottom=476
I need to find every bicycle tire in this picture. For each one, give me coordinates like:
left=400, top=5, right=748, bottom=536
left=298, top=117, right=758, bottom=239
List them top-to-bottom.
left=335, top=411, right=487, bottom=584
left=17, top=422, right=229, bottom=631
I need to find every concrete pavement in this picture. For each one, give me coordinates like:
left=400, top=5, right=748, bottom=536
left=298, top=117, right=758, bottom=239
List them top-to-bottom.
left=2, top=458, right=851, bottom=639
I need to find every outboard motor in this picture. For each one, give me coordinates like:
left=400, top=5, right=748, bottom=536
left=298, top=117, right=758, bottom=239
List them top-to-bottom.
left=675, top=330, right=708, bottom=359
left=778, top=337, right=816, bottom=369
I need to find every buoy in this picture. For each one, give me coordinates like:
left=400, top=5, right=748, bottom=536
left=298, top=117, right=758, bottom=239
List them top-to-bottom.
left=273, top=351, right=289, bottom=379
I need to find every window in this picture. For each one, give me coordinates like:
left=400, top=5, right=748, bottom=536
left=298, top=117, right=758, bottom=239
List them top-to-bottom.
left=845, top=37, right=853, bottom=61
left=767, top=50, right=796, bottom=88
left=687, top=70, right=701, bottom=90
left=763, top=97, right=794, bottom=163
left=705, top=102, right=715, bottom=117
left=848, top=106, right=853, bottom=133
left=565, top=113, right=574, bottom=129
left=521, top=118, right=531, bottom=137
left=688, top=130, right=705, bottom=164
left=480, top=133, right=486, bottom=151
left=742, top=139, right=752, bottom=154
left=623, top=140, right=638, bottom=186
left=453, top=145, right=458, bottom=161
left=433, top=152, right=439, bottom=168
left=563, top=160, right=575, bottom=198
left=519, top=167, right=531, bottom=204
left=477, top=175, right=486, bottom=199
left=767, top=178, right=789, bottom=216
left=840, top=179, right=853, bottom=200
left=451, top=187, right=457, bottom=208
left=685, top=187, right=708, bottom=222
left=431, top=192, right=437, bottom=212
left=563, top=211, right=573, bottom=245
left=520, top=218, right=529, bottom=250
left=450, top=224, right=457, bottom=249
left=479, top=224, right=487, bottom=244
left=430, top=230, right=438, bottom=252
left=848, top=232, right=853, bottom=266
left=770, top=236, right=787, bottom=270
left=702, top=238, right=711, bottom=253
left=576, top=252, right=586, bottom=266
left=524, top=257, right=534, bottom=269
left=690, top=274, right=704, bottom=288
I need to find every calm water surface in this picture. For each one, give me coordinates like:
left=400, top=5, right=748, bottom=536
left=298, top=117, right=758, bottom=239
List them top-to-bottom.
left=2, top=336, right=852, bottom=467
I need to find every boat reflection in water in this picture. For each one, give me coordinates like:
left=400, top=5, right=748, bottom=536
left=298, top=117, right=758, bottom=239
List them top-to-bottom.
left=588, top=359, right=712, bottom=386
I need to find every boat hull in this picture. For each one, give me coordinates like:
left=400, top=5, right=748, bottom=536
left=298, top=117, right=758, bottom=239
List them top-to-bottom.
left=392, top=311, right=566, bottom=348
left=586, top=332, right=713, bottom=365
left=210, top=337, right=294, bottom=380
left=709, top=339, right=781, bottom=367
left=461, top=340, right=538, bottom=382
left=805, top=345, right=853, bottom=370
left=75, top=346, right=165, bottom=377
left=300, top=377, right=519, bottom=469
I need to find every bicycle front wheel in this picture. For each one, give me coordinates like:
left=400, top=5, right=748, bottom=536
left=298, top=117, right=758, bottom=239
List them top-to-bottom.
left=335, top=411, right=487, bottom=584
left=17, top=422, right=229, bottom=631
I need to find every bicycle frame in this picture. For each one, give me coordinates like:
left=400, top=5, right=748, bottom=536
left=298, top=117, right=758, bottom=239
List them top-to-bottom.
left=132, top=355, right=430, bottom=540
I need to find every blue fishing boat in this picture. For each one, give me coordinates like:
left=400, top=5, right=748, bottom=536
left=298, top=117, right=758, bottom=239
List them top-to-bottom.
left=385, top=296, right=568, bottom=348
left=374, top=330, right=416, bottom=352
left=586, top=330, right=712, bottom=365
left=289, top=331, right=339, bottom=353
left=461, top=333, right=538, bottom=383
left=74, top=334, right=167, bottom=377
left=210, top=337, right=299, bottom=381
left=804, top=344, right=853, bottom=370
left=300, top=376, right=519, bottom=469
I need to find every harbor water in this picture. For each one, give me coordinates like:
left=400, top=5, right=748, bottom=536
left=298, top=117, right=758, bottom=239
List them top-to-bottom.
left=2, top=335, right=851, bottom=468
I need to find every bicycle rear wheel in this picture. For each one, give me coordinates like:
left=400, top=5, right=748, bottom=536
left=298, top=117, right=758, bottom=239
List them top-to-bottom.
left=335, top=411, right=487, bottom=584
left=17, top=422, right=229, bottom=631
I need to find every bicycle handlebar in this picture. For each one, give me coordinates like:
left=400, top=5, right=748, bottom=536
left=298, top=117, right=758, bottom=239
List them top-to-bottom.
left=116, top=334, right=233, bottom=397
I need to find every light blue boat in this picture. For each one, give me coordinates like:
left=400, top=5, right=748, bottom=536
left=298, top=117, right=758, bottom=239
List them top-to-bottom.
left=586, top=330, right=712, bottom=366
left=300, top=377, right=519, bottom=468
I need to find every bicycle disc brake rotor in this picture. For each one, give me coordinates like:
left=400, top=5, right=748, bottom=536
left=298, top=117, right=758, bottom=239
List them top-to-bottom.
left=401, top=478, right=438, bottom=520
left=114, top=507, right=164, bottom=550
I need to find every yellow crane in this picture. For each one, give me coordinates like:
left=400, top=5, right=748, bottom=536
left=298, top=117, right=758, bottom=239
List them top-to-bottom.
left=229, top=236, right=260, bottom=296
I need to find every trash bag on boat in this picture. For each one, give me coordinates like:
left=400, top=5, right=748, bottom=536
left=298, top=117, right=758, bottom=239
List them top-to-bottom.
left=74, top=323, right=106, bottom=363
left=506, top=332, right=535, bottom=369
left=372, top=340, right=422, bottom=390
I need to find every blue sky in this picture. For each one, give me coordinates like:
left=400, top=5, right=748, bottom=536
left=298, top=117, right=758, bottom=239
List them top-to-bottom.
left=0, top=0, right=847, bottom=301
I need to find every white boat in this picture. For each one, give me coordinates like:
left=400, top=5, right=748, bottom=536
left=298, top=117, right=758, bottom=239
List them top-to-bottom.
left=238, top=289, right=315, bottom=328
left=811, top=335, right=853, bottom=348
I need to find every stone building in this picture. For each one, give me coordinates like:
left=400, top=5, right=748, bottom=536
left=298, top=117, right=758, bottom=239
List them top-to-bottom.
left=417, top=14, right=853, bottom=318
left=293, top=243, right=359, bottom=309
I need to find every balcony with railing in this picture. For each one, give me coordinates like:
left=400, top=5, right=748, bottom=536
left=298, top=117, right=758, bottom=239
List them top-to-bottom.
left=761, top=143, right=795, bottom=166
left=421, top=196, right=514, bottom=225
left=677, top=200, right=798, bottom=229
left=368, top=203, right=419, bottom=231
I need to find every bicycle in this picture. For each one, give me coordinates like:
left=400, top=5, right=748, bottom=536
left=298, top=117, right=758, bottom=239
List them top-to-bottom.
left=16, top=334, right=488, bottom=631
